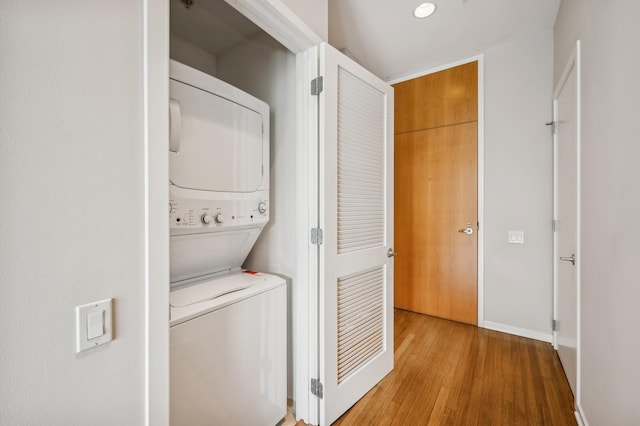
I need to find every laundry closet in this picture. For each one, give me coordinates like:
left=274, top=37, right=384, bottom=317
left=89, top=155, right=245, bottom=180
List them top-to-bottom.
left=168, top=0, right=300, bottom=424
left=165, top=1, right=395, bottom=425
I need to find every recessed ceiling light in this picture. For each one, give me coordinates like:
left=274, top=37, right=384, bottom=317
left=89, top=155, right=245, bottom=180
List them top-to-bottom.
left=414, top=2, right=436, bottom=18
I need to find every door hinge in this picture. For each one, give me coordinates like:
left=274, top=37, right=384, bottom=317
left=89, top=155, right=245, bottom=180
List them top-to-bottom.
left=311, top=76, right=324, bottom=96
left=546, top=121, right=558, bottom=135
left=552, top=219, right=559, bottom=232
left=311, top=228, right=324, bottom=245
left=552, top=319, right=558, bottom=331
left=310, top=378, right=324, bottom=399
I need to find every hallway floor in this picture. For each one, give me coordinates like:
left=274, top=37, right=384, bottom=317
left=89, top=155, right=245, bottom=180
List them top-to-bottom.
left=298, top=309, right=576, bottom=425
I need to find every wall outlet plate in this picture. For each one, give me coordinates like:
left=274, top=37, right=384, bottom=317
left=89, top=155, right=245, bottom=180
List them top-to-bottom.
left=76, top=298, right=113, bottom=353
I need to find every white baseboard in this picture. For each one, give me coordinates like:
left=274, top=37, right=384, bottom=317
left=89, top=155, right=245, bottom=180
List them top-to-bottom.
left=483, top=321, right=553, bottom=343
left=575, top=403, right=588, bottom=426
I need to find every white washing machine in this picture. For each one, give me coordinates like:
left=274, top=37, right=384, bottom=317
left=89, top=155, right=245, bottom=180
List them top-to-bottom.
left=168, top=60, right=286, bottom=426
left=170, top=271, right=286, bottom=426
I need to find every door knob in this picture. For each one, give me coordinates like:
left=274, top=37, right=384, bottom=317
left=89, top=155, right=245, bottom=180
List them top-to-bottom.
left=458, top=223, right=473, bottom=235
left=387, top=248, right=397, bottom=258
left=559, top=254, right=576, bottom=266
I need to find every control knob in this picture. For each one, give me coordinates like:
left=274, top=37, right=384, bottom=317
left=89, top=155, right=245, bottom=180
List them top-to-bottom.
left=257, top=202, right=267, bottom=214
left=201, top=213, right=213, bottom=224
left=215, top=213, right=224, bottom=223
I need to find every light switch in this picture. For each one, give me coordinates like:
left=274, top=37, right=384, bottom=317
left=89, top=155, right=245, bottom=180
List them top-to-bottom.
left=76, top=298, right=113, bottom=353
left=87, top=310, right=104, bottom=340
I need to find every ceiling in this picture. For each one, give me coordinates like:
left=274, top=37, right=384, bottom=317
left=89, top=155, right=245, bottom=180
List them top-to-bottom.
left=170, top=0, right=263, bottom=56
left=329, top=0, right=561, bottom=81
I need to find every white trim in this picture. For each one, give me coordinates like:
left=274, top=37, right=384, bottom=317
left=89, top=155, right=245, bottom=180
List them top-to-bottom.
left=143, top=0, right=169, bottom=424
left=224, top=0, right=321, bottom=54
left=575, top=39, right=582, bottom=415
left=293, top=46, right=320, bottom=425
left=307, top=46, right=320, bottom=426
left=293, top=51, right=309, bottom=424
left=385, top=54, right=486, bottom=328
left=477, top=55, right=485, bottom=328
left=552, top=97, right=559, bottom=350
left=484, top=321, right=553, bottom=343
left=575, top=402, right=588, bottom=426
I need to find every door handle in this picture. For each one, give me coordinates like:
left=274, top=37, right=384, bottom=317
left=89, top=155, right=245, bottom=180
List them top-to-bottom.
left=169, top=99, right=182, bottom=153
left=458, top=223, right=473, bottom=235
left=387, top=248, right=397, bottom=258
left=559, top=254, right=576, bottom=266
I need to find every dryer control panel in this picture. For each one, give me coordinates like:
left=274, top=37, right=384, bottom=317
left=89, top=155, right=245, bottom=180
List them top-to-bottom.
left=169, top=191, right=269, bottom=236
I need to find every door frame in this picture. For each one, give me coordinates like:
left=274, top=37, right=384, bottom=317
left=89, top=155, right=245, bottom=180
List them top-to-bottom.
left=143, top=1, right=170, bottom=423
left=144, top=1, right=321, bottom=424
left=552, top=40, right=582, bottom=418
left=387, top=55, right=486, bottom=327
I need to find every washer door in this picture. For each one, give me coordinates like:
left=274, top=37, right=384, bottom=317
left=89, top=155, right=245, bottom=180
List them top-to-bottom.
left=169, top=78, right=264, bottom=193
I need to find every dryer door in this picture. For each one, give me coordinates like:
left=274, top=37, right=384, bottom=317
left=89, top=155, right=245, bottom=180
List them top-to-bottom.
left=169, top=78, right=264, bottom=193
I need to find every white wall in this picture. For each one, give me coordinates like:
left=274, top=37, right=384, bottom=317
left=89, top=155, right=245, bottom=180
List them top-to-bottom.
left=0, top=0, right=148, bottom=423
left=280, top=0, right=328, bottom=41
left=553, top=0, right=584, bottom=84
left=554, top=0, right=640, bottom=423
left=483, top=30, right=555, bottom=338
left=216, top=32, right=298, bottom=398
left=170, top=34, right=217, bottom=76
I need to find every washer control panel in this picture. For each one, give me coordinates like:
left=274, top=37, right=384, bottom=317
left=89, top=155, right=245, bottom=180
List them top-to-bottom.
left=169, top=196, right=268, bottom=235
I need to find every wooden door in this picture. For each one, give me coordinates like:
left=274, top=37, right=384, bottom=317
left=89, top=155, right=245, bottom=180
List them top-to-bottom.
left=318, top=43, right=395, bottom=425
left=393, top=62, right=478, bottom=325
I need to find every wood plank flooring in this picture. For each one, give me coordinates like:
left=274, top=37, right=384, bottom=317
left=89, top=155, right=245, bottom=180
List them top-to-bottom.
left=324, top=309, right=575, bottom=425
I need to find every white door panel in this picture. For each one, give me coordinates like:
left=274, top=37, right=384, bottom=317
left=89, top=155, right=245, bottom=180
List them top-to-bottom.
left=318, top=42, right=394, bottom=426
left=553, top=42, right=580, bottom=397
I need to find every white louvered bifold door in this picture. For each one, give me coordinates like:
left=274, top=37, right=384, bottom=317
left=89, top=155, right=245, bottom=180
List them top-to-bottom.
left=318, top=43, right=394, bottom=426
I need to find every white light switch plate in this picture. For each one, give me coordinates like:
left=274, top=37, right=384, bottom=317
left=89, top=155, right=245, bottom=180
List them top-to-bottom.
left=508, top=231, right=525, bottom=244
left=76, top=298, right=113, bottom=353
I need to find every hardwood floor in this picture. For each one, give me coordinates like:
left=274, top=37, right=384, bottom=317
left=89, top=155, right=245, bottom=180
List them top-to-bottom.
left=329, top=309, right=576, bottom=425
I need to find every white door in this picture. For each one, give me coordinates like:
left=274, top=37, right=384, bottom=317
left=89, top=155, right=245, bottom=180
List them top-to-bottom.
left=553, top=42, right=580, bottom=397
left=317, top=43, right=395, bottom=425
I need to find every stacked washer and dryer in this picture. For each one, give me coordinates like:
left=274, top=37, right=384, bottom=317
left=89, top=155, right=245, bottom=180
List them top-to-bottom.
left=168, top=60, right=287, bottom=425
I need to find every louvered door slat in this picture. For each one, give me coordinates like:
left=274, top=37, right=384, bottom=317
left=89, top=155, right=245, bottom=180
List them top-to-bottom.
left=337, top=67, right=386, bottom=255
left=336, top=266, right=384, bottom=383
left=337, top=332, right=384, bottom=380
